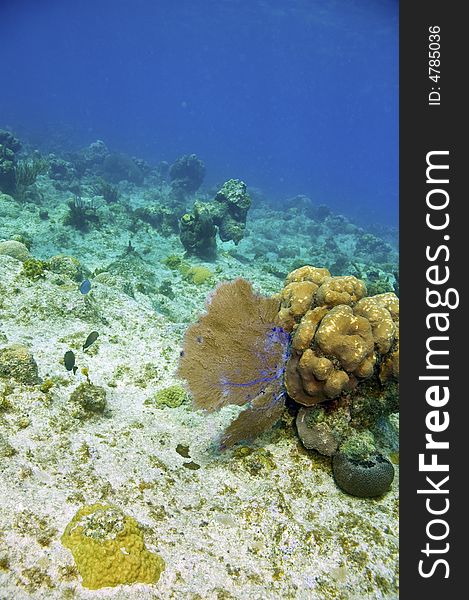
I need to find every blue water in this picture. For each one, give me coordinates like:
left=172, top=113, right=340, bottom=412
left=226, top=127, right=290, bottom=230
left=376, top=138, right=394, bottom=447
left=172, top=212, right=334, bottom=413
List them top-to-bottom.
left=1, top=0, right=398, bottom=227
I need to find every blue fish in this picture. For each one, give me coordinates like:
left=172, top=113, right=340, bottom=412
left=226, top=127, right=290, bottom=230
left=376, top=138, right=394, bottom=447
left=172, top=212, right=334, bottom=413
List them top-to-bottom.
left=79, top=279, right=91, bottom=295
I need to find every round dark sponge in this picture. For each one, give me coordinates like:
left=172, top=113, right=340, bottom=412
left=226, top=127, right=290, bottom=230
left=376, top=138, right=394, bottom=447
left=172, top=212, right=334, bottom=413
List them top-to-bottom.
left=332, top=452, right=395, bottom=498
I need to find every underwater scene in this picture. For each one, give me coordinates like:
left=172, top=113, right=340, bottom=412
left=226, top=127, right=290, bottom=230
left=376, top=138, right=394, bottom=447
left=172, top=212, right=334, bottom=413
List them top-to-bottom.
left=0, top=1, right=398, bottom=598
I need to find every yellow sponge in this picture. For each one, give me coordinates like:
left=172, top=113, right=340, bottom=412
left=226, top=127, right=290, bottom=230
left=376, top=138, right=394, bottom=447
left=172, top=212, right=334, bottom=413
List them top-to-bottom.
left=61, top=503, right=165, bottom=589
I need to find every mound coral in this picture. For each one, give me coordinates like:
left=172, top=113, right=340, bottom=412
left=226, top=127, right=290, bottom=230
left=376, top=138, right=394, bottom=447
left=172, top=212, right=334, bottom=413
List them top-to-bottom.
left=102, top=152, right=144, bottom=185
left=169, top=153, right=205, bottom=198
left=0, top=240, right=31, bottom=262
left=48, top=255, right=86, bottom=282
left=184, top=265, right=214, bottom=285
left=280, top=266, right=399, bottom=406
left=69, top=383, right=107, bottom=419
left=332, top=452, right=395, bottom=498
left=61, top=504, right=165, bottom=589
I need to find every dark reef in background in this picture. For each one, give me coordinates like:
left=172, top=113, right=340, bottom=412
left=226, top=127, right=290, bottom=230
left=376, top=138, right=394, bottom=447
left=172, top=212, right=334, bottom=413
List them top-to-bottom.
left=179, top=179, right=251, bottom=259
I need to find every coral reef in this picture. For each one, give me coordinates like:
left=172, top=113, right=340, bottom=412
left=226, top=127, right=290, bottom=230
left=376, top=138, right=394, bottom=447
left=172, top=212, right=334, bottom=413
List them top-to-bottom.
left=0, top=126, right=399, bottom=594
left=102, top=152, right=144, bottom=185
left=169, top=153, right=205, bottom=200
left=179, top=179, right=251, bottom=258
left=0, top=243, right=399, bottom=597
left=178, top=266, right=399, bottom=496
left=61, top=503, right=165, bottom=589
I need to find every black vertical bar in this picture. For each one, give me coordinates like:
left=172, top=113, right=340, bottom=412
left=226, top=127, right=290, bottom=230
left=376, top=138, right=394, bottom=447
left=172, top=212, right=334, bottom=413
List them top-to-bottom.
left=400, top=2, right=466, bottom=596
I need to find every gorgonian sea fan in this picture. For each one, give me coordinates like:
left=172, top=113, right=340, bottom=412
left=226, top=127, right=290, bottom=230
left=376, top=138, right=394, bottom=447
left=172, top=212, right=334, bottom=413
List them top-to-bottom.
left=177, top=278, right=290, bottom=448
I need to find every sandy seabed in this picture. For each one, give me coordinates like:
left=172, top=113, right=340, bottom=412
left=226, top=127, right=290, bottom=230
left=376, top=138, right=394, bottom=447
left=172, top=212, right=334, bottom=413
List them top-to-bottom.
left=0, top=251, right=398, bottom=600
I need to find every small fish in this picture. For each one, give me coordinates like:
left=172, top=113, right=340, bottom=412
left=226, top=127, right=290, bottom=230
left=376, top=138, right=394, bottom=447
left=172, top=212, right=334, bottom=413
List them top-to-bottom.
left=79, top=279, right=91, bottom=295
left=83, top=331, right=99, bottom=350
left=64, top=350, right=76, bottom=373
left=176, top=444, right=191, bottom=458
left=183, top=461, right=200, bottom=470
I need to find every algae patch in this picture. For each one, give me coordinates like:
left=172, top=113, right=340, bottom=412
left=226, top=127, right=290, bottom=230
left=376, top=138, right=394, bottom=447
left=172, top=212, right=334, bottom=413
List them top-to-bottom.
left=151, top=384, right=188, bottom=408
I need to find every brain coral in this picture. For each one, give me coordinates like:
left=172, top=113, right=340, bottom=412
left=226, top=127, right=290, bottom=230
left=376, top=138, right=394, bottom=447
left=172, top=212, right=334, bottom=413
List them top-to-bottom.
left=0, top=240, right=31, bottom=262
left=281, top=266, right=399, bottom=406
left=332, top=452, right=395, bottom=498
left=61, top=504, right=165, bottom=589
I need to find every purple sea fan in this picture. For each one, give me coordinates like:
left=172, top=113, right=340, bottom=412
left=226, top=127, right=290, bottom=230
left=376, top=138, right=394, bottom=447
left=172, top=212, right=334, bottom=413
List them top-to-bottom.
left=177, top=278, right=290, bottom=448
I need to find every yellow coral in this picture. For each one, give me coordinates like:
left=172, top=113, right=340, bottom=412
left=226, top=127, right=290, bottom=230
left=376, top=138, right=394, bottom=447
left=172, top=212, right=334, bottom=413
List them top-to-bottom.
left=185, top=265, right=213, bottom=285
left=285, top=265, right=331, bottom=285
left=281, top=266, right=399, bottom=406
left=315, top=275, right=367, bottom=307
left=280, top=280, right=317, bottom=318
left=373, top=292, right=400, bottom=322
left=354, top=295, right=396, bottom=353
left=315, top=305, right=375, bottom=372
left=291, top=307, right=328, bottom=351
left=154, top=384, right=187, bottom=408
left=61, top=504, right=164, bottom=590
